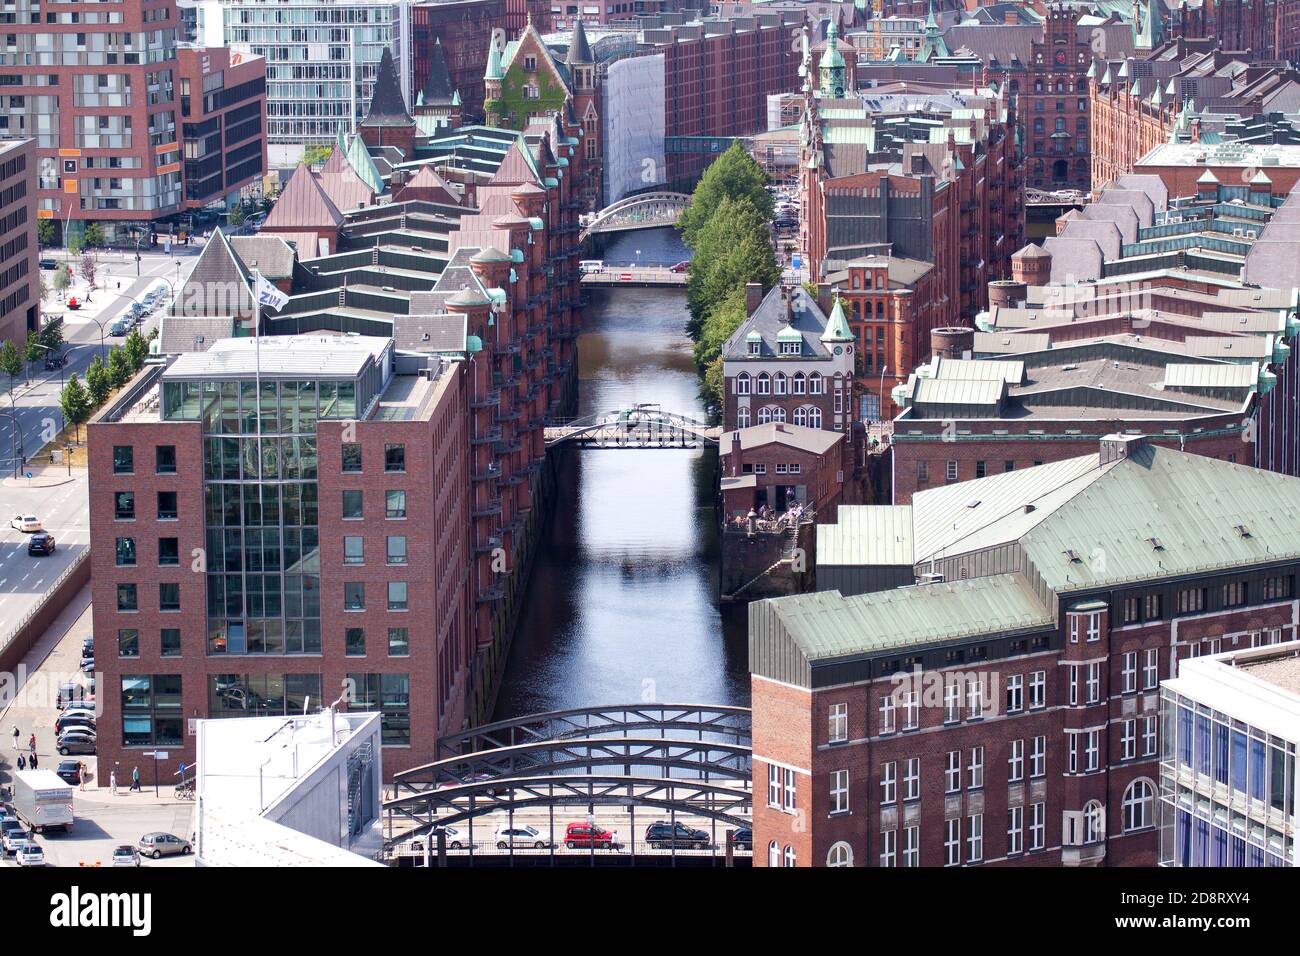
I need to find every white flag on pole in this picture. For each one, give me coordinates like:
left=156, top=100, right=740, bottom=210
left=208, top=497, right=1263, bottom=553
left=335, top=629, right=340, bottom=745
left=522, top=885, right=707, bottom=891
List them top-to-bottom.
left=254, top=272, right=288, bottom=311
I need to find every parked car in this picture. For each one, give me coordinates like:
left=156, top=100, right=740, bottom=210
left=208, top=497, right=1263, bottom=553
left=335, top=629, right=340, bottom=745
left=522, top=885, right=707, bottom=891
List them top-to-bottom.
left=39, top=258, right=58, bottom=270
left=668, top=260, right=691, bottom=273
left=66, top=297, right=80, bottom=310
left=108, top=318, right=131, bottom=336
left=10, top=515, right=42, bottom=533
left=27, top=533, right=56, bottom=556
left=81, top=637, right=94, bottom=656
left=80, top=657, right=95, bottom=675
left=57, top=688, right=93, bottom=710
left=57, top=706, right=96, bottom=723
left=55, top=714, right=95, bottom=735
left=56, top=730, right=96, bottom=756
left=55, top=760, right=84, bottom=786
left=1, top=819, right=27, bottom=854
left=644, top=821, right=710, bottom=849
left=564, top=822, right=618, bottom=849
left=493, top=824, right=549, bottom=850
left=730, top=827, right=753, bottom=851
left=137, top=832, right=191, bottom=858
left=14, top=839, right=44, bottom=866
left=111, top=845, right=141, bottom=867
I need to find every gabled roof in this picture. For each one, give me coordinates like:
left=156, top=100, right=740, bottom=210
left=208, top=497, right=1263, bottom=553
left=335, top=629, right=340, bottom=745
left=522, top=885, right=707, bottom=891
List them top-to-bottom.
left=420, top=37, right=457, bottom=105
left=361, top=47, right=413, bottom=128
left=346, top=133, right=385, bottom=193
left=489, top=139, right=544, bottom=187
left=315, top=163, right=375, bottom=213
left=264, top=164, right=344, bottom=231
left=397, top=165, right=458, bottom=205
left=171, top=228, right=252, bottom=318
left=229, top=236, right=296, bottom=280
left=722, top=284, right=836, bottom=362
left=721, top=422, right=844, bottom=456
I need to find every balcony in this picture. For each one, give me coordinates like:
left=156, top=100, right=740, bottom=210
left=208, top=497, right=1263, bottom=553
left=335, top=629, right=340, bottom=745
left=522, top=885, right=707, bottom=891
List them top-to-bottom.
left=470, top=389, right=501, bottom=409
left=470, top=428, right=502, bottom=446
left=472, top=462, right=501, bottom=483
left=472, top=498, right=503, bottom=519
left=476, top=585, right=505, bottom=605
left=1061, top=842, right=1106, bottom=867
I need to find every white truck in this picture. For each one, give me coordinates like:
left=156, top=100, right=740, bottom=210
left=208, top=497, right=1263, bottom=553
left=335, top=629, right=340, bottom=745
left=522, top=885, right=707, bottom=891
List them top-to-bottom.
left=11, top=770, right=74, bottom=833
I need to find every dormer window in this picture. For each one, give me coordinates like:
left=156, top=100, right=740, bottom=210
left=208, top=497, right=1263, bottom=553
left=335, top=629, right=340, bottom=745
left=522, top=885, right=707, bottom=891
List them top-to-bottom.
left=524, top=56, right=537, bottom=72
left=748, top=339, right=761, bottom=355
left=780, top=340, right=801, bottom=355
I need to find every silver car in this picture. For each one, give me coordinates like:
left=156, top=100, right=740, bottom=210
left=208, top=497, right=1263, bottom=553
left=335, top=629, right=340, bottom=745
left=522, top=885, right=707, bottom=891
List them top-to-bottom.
left=138, top=832, right=191, bottom=858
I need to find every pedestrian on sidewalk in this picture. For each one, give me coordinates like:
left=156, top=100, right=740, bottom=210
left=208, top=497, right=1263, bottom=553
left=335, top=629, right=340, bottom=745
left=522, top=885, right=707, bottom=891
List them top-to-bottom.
left=11, top=725, right=17, bottom=750
left=28, top=733, right=35, bottom=754
left=29, top=752, right=37, bottom=770
left=16, top=754, right=24, bottom=771
left=130, top=766, right=141, bottom=792
left=109, top=770, right=117, bottom=794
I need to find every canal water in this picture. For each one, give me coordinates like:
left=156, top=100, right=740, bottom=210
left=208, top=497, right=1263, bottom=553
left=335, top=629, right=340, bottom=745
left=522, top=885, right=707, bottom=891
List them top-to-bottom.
left=492, top=228, right=751, bottom=718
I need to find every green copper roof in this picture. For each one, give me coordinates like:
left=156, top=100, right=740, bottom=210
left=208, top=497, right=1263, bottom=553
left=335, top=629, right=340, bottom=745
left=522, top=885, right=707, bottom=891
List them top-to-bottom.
left=485, top=39, right=504, bottom=81
left=346, top=133, right=383, bottom=193
left=821, top=296, right=853, bottom=343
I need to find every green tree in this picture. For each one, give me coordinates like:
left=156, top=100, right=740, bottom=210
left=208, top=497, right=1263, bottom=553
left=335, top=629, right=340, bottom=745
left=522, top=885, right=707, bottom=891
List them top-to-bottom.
left=302, top=142, right=333, bottom=167
left=678, top=142, right=773, bottom=247
left=685, top=195, right=779, bottom=339
left=227, top=203, right=247, bottom=229
left=37, top=219, right=54, bottom=247
left=82, top=222, right=105, bottom=249
left=66, top=236, right=83, bottom=259
left=53, top=266, right=71, bottom=295
left=693, top=284, right=750, bottom=372
left=39, top=317, right=64, bottom=352
left=124, top=329, right=148, bottom=370
left=23, top=332, right=43, bottom=383
left=0, top=340, right=21, bottom=393
left=108, top=346, right=133, bottom=389
left=86, top=354, right=111, bottom=406
left=700, top=357, right=725, bottom=419
left=60, top=374, right=92, bottom=443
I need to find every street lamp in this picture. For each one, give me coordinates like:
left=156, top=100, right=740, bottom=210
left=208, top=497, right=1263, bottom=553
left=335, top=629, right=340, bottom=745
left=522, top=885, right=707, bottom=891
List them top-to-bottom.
left=877, top=364, right=890, bottom=421
left=0, top=409, right=24, bottom=479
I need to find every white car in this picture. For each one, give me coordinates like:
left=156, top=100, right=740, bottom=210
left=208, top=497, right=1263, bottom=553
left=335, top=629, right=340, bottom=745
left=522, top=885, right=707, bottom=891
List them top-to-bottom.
left=10, top=515, right=42, bottom=533
left=493, top=824, right=550, bottom=850
left=15, top=840, right=45, bottom=866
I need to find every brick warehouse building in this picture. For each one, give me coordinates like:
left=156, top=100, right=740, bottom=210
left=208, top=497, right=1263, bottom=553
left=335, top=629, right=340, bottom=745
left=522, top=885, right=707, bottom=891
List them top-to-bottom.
left=1170, top=0, right=1300, bottom=65
left=0, top=138, right=38, bottom=349
left=87, top=334, right=474, bottom=781
left=752, top=436, right=1300, bottom=866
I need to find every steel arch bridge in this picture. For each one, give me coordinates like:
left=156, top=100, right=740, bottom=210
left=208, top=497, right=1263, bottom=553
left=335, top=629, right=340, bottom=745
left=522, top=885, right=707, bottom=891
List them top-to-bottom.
left=580, top=191, right=690, bottom=240
left=544, top=404, right=723, bottom=448
left=382, top=704, right=753, bottom=859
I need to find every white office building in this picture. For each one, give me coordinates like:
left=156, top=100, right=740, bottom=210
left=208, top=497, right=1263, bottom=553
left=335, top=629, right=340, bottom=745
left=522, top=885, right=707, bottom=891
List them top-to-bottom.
left=194, top=0, right=411, bottom=167
left=1160, top=641, right=1300, bottom=867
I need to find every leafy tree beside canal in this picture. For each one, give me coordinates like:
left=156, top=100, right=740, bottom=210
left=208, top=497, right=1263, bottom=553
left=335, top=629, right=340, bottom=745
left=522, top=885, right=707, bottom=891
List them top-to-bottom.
left=678, top=143, right=779, bottom=414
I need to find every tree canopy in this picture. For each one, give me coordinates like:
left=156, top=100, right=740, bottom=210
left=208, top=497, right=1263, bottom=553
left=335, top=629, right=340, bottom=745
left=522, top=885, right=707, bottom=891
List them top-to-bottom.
left=677, top=142, right=773, bottom=247
left=61, top=374, right=92, bottom=442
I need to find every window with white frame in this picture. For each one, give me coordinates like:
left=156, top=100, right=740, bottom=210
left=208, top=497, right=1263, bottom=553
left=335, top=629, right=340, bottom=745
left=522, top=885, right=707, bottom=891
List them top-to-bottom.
left=749, top=339, right=761, bottom=356
left=792, top=372, right=806, bottom=394
left=736, top=373, right=751, bottom=395
left=755, top=373, right=771, bottom=395
left=774, top=373, right=788, bottom=395
left=809, top=373, right=824, bottom=394
left=737, top=406, right=750, bottom=429
left=945, top=460, right=958, bottom=481
left=1086, top=613, right=1101, bottom=642
left=1143, top=648, right=1159, bottom=689
left=1121, top=652, right=1137, bottom=693
left=1086, top=661, right=1101, bottom=704
left=1068, top=665, right=1081, bottom=706
left=1029, top=670, right=1046, bottom=708
left=1006, top=674, right=1023, bottom=713
left=967, top=679, right=984, bottom=719
left=944, top=680, right=961, bottom=723
left=903, top=690, right=919, bottom=730
left=879, top=694, right=896, bottom=734
left=829, top=702, right=848, bottom=743
left=1142, top=715, right=1158, bottom=756
left=1121, top=719, right=1136, bottom=760
left=1085, top=729, right=1100, bottom=772
left=1068, top=732, right=1080, bottom=773
left=1030, top=736, right=1046, bottom=778
left=1008, top=739, right=1024, bottom=782
left=968, top=746, right=984, bottom=790
left=945, top=751, right=961, bottom=793
left=904, top=757, right=920, bottom=801
left=880, top=760, right=897, bottom=804
left=768, top=763, right=781, bottom=807
left=783, top=768, right=797, bottom=811
left=830, top=769, right=849, bottom=814
left=1122, top=779, right=1154, bottom=832
left=1083, top=800, right=1105, bottom=843
left=1029, top=802, right=1046, bottom=850
left=1008, top=806, right=1024, bottom=854
left=968, top=813, right=983, bottom=863
left=945, top=818, right=962, bottom=866
left=903, top=826, right=919, bottom=867
left=880, top=828, right=897, bottom=867
left=768, top=841, right=779, bottom=866
left=827, top=842, right=852, bottom=867
left=784, top=844, right=796, bottom=867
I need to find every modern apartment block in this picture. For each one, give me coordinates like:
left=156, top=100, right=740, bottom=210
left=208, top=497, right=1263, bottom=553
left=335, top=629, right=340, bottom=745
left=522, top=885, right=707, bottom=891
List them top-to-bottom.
left=197, top=0, right=411, bottom=166
left=177, top=46, right=267, bottom=209
left=0, top=137, right=38, bottom=349
left=87, top=333, right=473, bottom=782
left=752, top=436, right=1300, bottom=866
left=1159, top=642, right=1299, bottom=867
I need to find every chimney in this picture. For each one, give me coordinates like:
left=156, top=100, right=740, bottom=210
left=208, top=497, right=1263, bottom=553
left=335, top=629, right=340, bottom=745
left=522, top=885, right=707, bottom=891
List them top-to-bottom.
left=745, top=281, right=763, bottom=315
left=781, top=284, right=793, bottom=323
left=730, top=432, right=743, bottom=475
left=1099, top=433, right=1145, bottom=465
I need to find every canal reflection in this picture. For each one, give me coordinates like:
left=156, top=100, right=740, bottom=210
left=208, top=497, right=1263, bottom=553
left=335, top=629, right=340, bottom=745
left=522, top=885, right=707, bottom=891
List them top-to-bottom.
left=492, top=230, right=750, bottom=719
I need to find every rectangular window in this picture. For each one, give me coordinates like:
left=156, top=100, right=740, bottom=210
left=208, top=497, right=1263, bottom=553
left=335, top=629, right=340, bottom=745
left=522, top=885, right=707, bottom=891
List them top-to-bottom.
left=342, top=443, right=362, bottom=472
left=384, top=443, right=405, bottom=472
left=113, top=445, right=134, bottom=474
left=155, top=445, right=177, bottom=474
left=945, top=460, right=958, bottom=482
left=975, top=460, right=987, bottom=479
left=916, top=461, right=929, bottom=483
left=385, top=489, right=406, bottom=519
left=342, top=490, right=363, bottom=519
left=115, top=491, right=135, bottom=520
left=157, top=491, right=178, bottom=520
left=343, top=536, right=364, bottom=565
left=386, top=536, right=407, bottom=565
left=116, top=537, right=137, bottom=566
left=158, top=537, right=179, bottom=566
left=1263, top=575, right=1292, bottom=600
left=1222, top=580, right=1247, bottom=607
left=387, top=581, right=408, bottom=611
left=159, top=582, right=180, bottom=612
left=344, top=582, right=365, bottom=611
left=117, top=583, right=137, bottom=611
left=1177, top=587, right=1206, bottom=614
left=1144, top=593, right=1163, bottom=619
left=1122, top=596, right=1140, bottom=624
left=345, top=627, right=365, bottom=656
left=387, top=627, right=409, bottom=657
left=118, top=628, right=140, bottom=658
left=160, top=628, right=181, bottom=657
left=1143, top=649, right=1159, bottom=689
left=1122, top=652, right=1137, bottom=693
left=1086, top=661, right=1101, bottom=704
left=1069, top=665, right=1080, bottom=706
left=1029, top=670, right=1045, bottom=709
left=121, top=674, right=183, bottom=748
left=1006, top=674, right=1023, bottom=713
left=967, top=679, right=984, bottom=719
left=944, top=680, right=961, bottom=723
left=903, top=691, right=919, bottom=730
left=879, top=695, right=896, bottom=734
left=828, top=702, right=847, bottom=743
left=1142, top=715, right=1158, bottom=756
left=1122, top=719, right=1136, bottom=760
left=1085, top=729, right=1100, bottom=772
left=1068, top=732, right=1080, bottom=773
left=1030, top=736, right=1046, bottom=778
left=1008, top=739, right=1024, bottom=782
left=968, top=746, right=984, bottom=790
left=945, top=750, right=961, bottom=793
left=904, top=757, right=920, bottom=801
left=880, top=761, right=897, bottom=804
left=768, top=764, right=781, bottom=807
left=783, top=768, right=796, bottom=811
left=830, top=769, right=849, bottom=814
left=1029, top=802, right=1045, bottom=850
left=1008, top=806, right=1023, bottom=855
left=967, top=813, right=983, bottom=863
left=945, top=817, right=961, bottom=866
left=903, top=826, right=919, bottom=867
left=880, top=829, right=896, bottom=867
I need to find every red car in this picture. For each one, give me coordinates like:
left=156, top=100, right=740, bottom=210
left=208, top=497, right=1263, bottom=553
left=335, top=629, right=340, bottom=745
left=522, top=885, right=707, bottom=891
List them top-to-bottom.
left=668, top=260, right=691, bottom=273
left=564, top=822, right=618, bottom=850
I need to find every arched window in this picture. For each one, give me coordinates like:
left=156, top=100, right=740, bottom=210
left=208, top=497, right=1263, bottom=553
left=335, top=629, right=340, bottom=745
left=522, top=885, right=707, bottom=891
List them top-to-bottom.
left=774, top=372, right=788, bottom=396
left=792, top=372, right=806, bottom=395
left=736, top=373, right=750, bottom=396
left=756, top=373, right=771, bottom=395
left=809, top=373, right=824, bottom=395
left=737, top=406, right=751, bottom=429
left=758, top=406, right=773, bottom=425
left=771, top=406, right=787, bottom=424
left=793, top=406, right=809, bottom=427
left=806, top=406, right=823, bottom=429
left=1123, top=779, right=1155, bottom=832
left=1084, top=800, right=1105, bottom=843
left=768, top=841, right=780, bottom=867
left=827, top=842, right=853, bottom=867
left=784, top=844, right=796, bottom=867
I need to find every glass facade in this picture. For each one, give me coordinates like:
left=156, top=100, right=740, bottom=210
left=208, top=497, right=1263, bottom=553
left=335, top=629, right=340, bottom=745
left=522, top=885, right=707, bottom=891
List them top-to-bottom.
left=1159, top=689, right=1297, bottom=867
